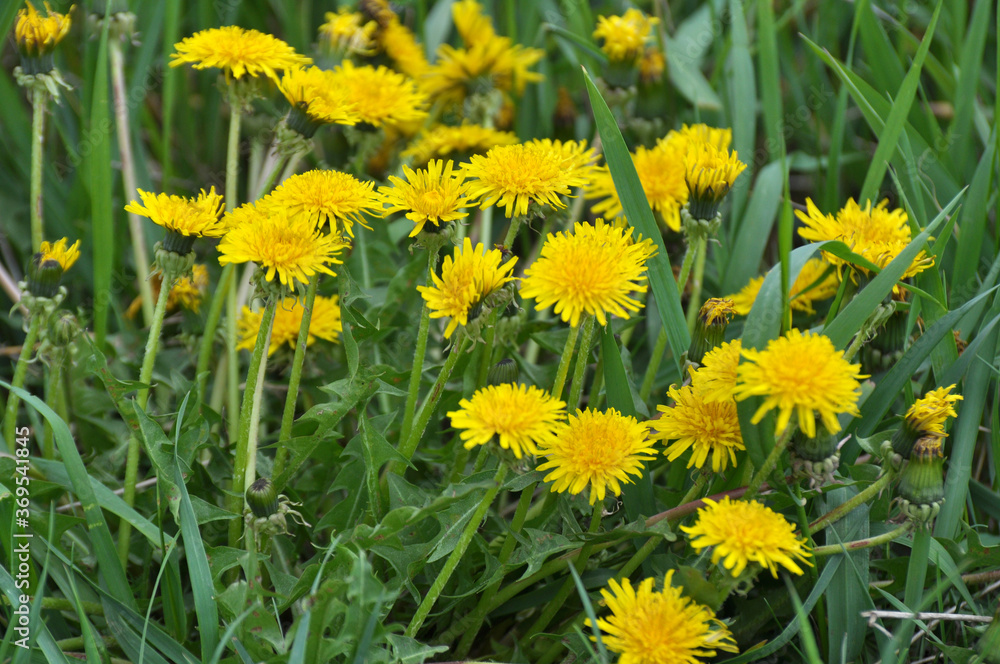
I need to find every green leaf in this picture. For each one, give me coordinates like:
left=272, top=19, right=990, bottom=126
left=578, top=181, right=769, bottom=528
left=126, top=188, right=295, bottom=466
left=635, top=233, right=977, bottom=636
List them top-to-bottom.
left=88, top=7, right=115, bottom=347
left=582, top=67, right=690, bottom=373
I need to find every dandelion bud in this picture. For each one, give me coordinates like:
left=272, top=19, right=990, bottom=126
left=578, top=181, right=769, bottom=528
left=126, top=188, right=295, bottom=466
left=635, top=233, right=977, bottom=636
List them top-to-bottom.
left=15, top=2, right=73, bottom=75
left=683, top=143, right=747, bottom=223
left=26, top=238, right=80, bottom=299
left=688, top=298, right=735, bottom=364
left=49, top=311, right=80, bottom=347
left=487, top=358, right=519, bottom=386
left=890, top=385, right=962, bottom=460
left=791, top=424, right=841, bottom=487
left=897, top=436, right=945, bottom=527
left=245, top=478, right=278, bottom=519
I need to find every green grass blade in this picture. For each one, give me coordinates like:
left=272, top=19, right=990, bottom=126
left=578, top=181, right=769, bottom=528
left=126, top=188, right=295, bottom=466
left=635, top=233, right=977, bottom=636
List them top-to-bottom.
left=160, top=0, right=183, bottom=190
left=724, top=0, right=756, bottom=222
left=948, top=0, right=993, bottom=178
left=88, top=10, right=115, bottom=348
left=583, top=67, right=690, bottom=372
left=950, top=130, right=996, bottom=303
left=722, top=161, right=783, bottom=293
left=823, top=189, right=961, bottom=349
left=0, top=380, right=135, bottom=610
left=569, top=565, right=608, bottom=663
left=0, top=567, right=71, bottom=664
left=287, top=611, right=312, bottom=664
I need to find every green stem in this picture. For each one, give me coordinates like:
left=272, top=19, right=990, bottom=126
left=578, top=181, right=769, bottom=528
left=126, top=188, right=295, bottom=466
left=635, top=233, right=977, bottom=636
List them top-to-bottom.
left=110, top=39, right=154, bottom=328
left=29, top=86, right=47, bottom=252
left=224, top=94, right=243, bottom=450
left=253, top=145, right=289, bottom=200
left=502, top=213, right=525, bottom=249
left=685, top=235, right=708, bottom=332
left=675, top=236, right=699, bottom=295
left=400, top=248, right=440, bottom=444
left=195, top=263, right=235, bottom=395
left=118, top=274, right=174, bottom=565
left=273, top=277, right=318, bottom=483
left=228, top=296, right=277, bottom=550
left=475, top=311, right=499, bottom=389
left=3, top=314, right=43, bottom=448
left=566, top=315, right=595, bottom=410
left=551, top=325, right=580, bottom=400
left=639, top=327, right=668, bottom=402
left=393, top=335, right=471, bottom=472
left=42, top=349, right=67, bottom=460
left=744, top=425, right=795, bottom=501
left=405, top=463, right=509, bottom=637
left=809, top=470, right=895, bottom=532
left=678, top=471, right=710, bottom=506
left=456, top=481, right=538, bottom=656
left=523, top=502, right=604, bottom=640
left=812, top=523, right=912, bottom=557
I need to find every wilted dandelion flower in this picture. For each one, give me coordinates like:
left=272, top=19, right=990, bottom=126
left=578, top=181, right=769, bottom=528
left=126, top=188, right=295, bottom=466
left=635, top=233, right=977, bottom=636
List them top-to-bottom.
left=15, top=2, right=72, bottom=59
left=318, top=8, right=377, bottom=56
left=592, top=9, right=658, bottom=64
left=170, top=26, right=311, bottom=82
left=327, top=60, right=429, bottom=128
left=277, top=67, right=361, bottom=131
left=403, top=123, right=518, bottom=165
left=586, top=140, right=687, bottom=231
left=463, top=141, right=593, bottom=218
left=379, top=160, right=473, bottom=236
left=265, top=169, right=383, bottom=238
left=125, top=188, right=226, bottom=254
left=796, top=198, right=933, bottom=286
left=217, top=203, right=349, bottom=290
left=520, top=221, right=651, bottom=327
left=416, top=238, right=517, bottom=338
left=729, top=258, right=839, bottom=316
left=237, top=295, right=341, bottom=356
left=732, top=329, right=864, bottom=438
left=689, top=340, right=741, bottom=403
left=448, top=383, right=567, bottom=459
left=652, top=385, right=744, bottom=473
left=906, top=385, right=963, bottom=436
left=537, top=408, right=655, bottom=504
left=682, top=497, right=812, bottom=578
left=586, top=571, right=739, bottom=664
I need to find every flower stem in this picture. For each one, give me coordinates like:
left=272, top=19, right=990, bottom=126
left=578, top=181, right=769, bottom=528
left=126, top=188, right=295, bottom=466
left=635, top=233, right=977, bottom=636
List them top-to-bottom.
left=110, top=39, right=154, bottom=328
left=29, top=86, right=47, bottom=252
left=224, top=94, right=243, bottom=449
left=676, top=235, right=699, bottom=295
left=684, top=235, right=709, bottom=332
left=400, top=248, right=441, bottom=444
left=195, top=264, right=235, bottom=395
left=118, top=273, right=174, bottom=565
left=273, top=276, right=318, bottom=484
left=228, top=295, right=277, bottom=550
left=3, top=314, right=43, bottom=450
left=566, top=315, right=595, bottom=410
left=551, top=325, right=580, bottom=400
left=638, top=327, right=668, bottom=402
left=394, top=335, right=471, bottom=472
left=42, top=349, right=68, bottom=460
left=744, top=425, right=796, bottom=501
left=405, top=462, right=509, bottom=637
left=809, top=470, right=895, bottom=532
left=812, top=523, right=912, bottom=557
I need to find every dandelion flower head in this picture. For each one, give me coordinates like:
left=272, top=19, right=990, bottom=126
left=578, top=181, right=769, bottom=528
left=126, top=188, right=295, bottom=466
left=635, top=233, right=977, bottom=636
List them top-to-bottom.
left=16, top=2, right=73, bottom=56
left=319, top=8, right=377, bottom=56
left=592, top=9, right=658, bottom=64
left=170, top=26, right=311, bottom=82
left=327, top=60, right=429, bottom=128
left=277, top=66, right=361, bottom=127
left=403, top=123, right=519, bottom=165
left=379, top=160, right=473, bottom=236
left=265, top=169, right=383, bottom=238
left=125, top=188, right=226, bottom=238
left=37, top=237, right=81, bottom=272
left=729, top=258, right=839, bottom=316
left=237, top=295, right=341, bottom=356
left=689, top=340, right=742, bottom=403
left=448, top=383, right=567, bottom=459
left=906, top=384, right=963, bottom=437
left=652, top=385, right=744, bottom=473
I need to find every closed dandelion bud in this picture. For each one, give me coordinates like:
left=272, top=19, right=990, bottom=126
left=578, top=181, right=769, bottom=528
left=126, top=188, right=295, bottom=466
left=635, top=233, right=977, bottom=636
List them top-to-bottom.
left=15, top=2, right=73, bottom=76
left=683, top=142, right=747, bottom=222
left=26, top=238, right=80, bottom=299
left=688, top=298, right=735, bottom=364
left=49, top=311, right=80, bottom=347
left=488, top=358, right=519, bottom=386
left=897, top=436, right=945, bottom=527
left=246, top=478, right=278, bottom=519
left=975, top=605, right=1000, bottom=664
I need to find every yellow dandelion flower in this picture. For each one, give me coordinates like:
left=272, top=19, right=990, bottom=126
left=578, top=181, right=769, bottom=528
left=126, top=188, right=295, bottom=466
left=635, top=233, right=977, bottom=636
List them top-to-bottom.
left=452, top=0, right=495, bottom=45
left=15, top=2, right=72, bottom=57
left=319, top=9, right=377, bottom=56
left=592, top=9, right=658, bottom=64
left=379, top=18, right=431, bottom=78
left=170, top=26, right=311, bottom=82
left=422, top=37, right=544, bottom=106
left=639, top=47, right=666, bottom=84
left=327, top=60, right=429, bottom=128
left=277, top=66, right=361, bottom=128
left=404, top=123, right=519, bottom=165
left=666, top=123, right=732, bottom=152
left=586, top=140, right=687, bottom=232
left=462, top=141, right=593, bottom=218
left=684, top=142, right=747, bottom=218
left=379, top=160, right=473, bottom=236
left=264, top=169, right=383, bottom=238
left=125, top=188, right=226, bottom=247
left=796, top=198, right=934, bottom=285
left=217, top=202, right=349, bottom=289
left=520, top=221, right=651, bottom=328
left=37, top=237, right=81, bottom=272
left=416, top=237, right=517, bottom=338
left=729, top=258, right=840, bottom=316
left=125, top=264, right=210, bottom=319
left=237, top=295, right=341, bottom=356
left=733, top=329, right=865, bottom=438
left=689, top=340, right=742, bottom=403
left=447, top=383, right=567, bottom=459
left=906, top=384, right=963, bottom=437
left=652, top=385, right=744, bottom=473
left=536, top=408, right=655, bottom=504
left=681, top=497, right=813, bottom=578
left=586, top=571, right=739, bottom=664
